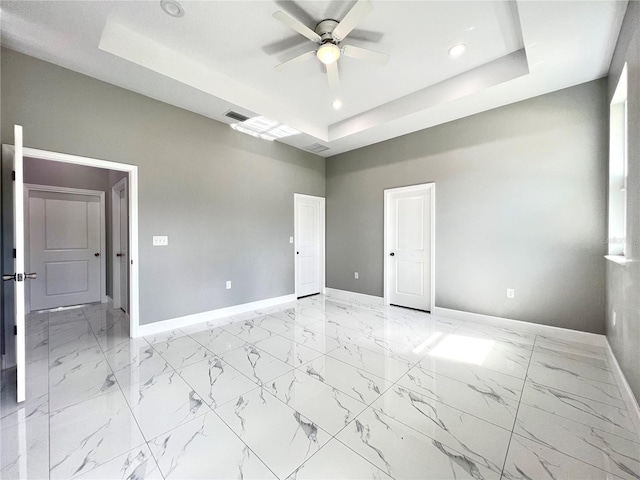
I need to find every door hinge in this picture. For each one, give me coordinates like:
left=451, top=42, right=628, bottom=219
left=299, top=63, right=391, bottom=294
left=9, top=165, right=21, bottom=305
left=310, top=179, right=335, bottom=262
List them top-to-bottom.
left=12, top=171, right=15, bottom=181
left=13, top=249, right=16, bottom=259
left=14, top=326, right=17, bottom=336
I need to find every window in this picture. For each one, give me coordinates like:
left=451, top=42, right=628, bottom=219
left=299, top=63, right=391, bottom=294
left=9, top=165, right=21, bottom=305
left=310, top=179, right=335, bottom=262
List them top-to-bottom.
left=608, top=63, right=628, bottom=257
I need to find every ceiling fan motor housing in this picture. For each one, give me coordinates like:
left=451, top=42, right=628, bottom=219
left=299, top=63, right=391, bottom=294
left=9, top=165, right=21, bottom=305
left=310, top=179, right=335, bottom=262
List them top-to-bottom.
left=315, top=19, right=340, bottom=43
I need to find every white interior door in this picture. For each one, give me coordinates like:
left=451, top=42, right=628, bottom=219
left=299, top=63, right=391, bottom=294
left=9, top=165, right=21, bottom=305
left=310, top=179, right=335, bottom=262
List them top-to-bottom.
left=2, top=125, right=27, bottom=403
left=118, top=182, right=128, bottom=312
left=385, top=184, right=433, bottom=311
left=28, top=189, right=102, bottom=310
left=295, top=194, right=324, bottom=298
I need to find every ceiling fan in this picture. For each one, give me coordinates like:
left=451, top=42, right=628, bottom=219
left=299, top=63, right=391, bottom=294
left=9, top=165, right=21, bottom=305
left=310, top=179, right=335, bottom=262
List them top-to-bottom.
left=272, top=0, right=389, bottom=91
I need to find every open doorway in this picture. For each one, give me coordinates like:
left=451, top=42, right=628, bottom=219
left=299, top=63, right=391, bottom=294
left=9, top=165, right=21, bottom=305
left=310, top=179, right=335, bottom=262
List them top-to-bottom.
left=1, top=139, right=139, bottom=399
left=22, top=157, right=129, bottom=315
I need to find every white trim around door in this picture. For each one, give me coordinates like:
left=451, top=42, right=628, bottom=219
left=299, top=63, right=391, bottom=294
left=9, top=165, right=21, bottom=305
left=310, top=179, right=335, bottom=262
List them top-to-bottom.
left=5, top=145, right=141, bottom=337
left=111, top=177, right=128, bottom=311
left=383, top=183, right=435, bottom=311
left=24, top=184, right=107, bottom=312
left=294, top=193, right=325, bottom=298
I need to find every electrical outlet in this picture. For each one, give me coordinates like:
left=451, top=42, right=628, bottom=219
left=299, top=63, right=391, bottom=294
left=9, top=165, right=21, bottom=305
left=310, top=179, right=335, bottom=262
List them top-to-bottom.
left=152, top=236, right=168, bottom=246
left=354, top=272, right=359, bottom=279
left=226, top=281, right=231, bottom=290
left=506, top=288, right=515, bottom=299
left=612, top=311, right=617, bottom=326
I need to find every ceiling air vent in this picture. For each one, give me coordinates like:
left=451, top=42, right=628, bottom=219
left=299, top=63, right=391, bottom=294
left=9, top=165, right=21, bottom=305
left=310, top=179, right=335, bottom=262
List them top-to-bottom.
left=224, top=110, right=250, bottom=122
left=305, top=143, right=329, bottom=153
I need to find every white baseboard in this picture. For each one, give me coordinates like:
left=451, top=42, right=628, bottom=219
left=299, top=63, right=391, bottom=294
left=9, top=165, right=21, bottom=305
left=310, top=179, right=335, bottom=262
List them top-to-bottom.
left=323, top=288, right=384, bottom=305
left=135, top=294, right=296, bottom=337
left=432, top=307, right=607, bottom=347
left=605, top=340, right=640, bottom=435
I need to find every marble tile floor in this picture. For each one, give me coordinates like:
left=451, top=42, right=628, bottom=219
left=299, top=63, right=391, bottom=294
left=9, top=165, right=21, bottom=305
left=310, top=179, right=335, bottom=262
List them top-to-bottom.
left=1, top=295, right=639, bottom=479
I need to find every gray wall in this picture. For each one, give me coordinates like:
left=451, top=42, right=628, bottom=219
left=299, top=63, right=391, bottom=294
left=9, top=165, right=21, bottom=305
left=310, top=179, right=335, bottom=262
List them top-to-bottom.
left=606, top=1, right=640, bottom=402
left=1, top=49, right=325, bottom=326
left=326, top=80, right=608, bottom=334
left=24, top=157, right=109, bottom=192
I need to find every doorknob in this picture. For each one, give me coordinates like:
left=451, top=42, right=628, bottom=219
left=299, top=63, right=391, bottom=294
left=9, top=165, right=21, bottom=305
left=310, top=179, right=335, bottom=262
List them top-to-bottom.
left=296, top=251, right=299, bottom=255
left=389, top=252, right=395, bottom=256
left=94, top=253, right=100, bottom=257
left=116, top=253, right=123, bottom=257
left=3, top=273, right=24, bottom=281
left=24, top=273, right=37, bottom=280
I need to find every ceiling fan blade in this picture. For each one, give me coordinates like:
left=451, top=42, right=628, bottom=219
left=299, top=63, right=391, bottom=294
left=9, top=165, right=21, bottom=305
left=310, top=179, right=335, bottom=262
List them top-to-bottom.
left=332, top=0, right=373, bottom=41
left=273, top=11, right=321, bottom=43
left=262, top=35, right=308, bottom=55
left=342, top=45, right=389, bottom=65
left=275, top=51, right=317, bottom=70
left=326, top=62, right=340, bottom=91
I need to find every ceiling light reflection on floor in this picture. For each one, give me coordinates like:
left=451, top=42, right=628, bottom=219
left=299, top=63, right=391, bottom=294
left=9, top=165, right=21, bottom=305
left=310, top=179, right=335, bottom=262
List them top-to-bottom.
left=412, top=331, right=443, bottom=355
left=428, top=334, right=494, bottom=365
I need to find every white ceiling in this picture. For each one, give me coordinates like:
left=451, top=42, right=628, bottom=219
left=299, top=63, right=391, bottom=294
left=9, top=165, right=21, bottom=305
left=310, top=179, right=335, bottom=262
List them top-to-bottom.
left=0, top=0, right=627, bottom=157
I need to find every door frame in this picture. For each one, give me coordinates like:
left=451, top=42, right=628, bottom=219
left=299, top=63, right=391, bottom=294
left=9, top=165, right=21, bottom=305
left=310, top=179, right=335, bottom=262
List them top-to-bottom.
left=2, top=145, right=141, bottom=337
left=111, top=177, right=127, bottom=310
left=383, top=183, right=436, bottom=311
left=24, top=184, right=107, bottom=312
left=294, top=193, right=325, bottom=298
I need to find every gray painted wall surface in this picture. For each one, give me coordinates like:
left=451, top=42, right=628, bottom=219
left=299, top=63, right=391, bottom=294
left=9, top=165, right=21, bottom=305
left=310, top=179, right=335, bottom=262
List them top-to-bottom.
left=606, top=1, right=640, bottom=403
left=1, top=49, right=325, bottom=326
left=326, top=80, right=608, bottom=334
left=24, top=157, right=109, bottom=192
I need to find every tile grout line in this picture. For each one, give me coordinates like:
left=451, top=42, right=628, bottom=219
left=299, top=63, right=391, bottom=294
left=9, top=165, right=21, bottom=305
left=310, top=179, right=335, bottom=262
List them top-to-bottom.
left=35, top=296, right=596, bottom=480
left=255, top=299, right=532, bottom=478
left=181, top=301, right=399, bottom=479
left=84, top=306, right=164, bottom=479
left=273, top=306, right=472, bottom=479
left=166, top=309, right=295, bottom=480
left=301, top=312, right=511, bottom=480
left=112, top=321, right=226, bottom=479
left=498, top=333, right=537, bottom=477
left=507, top=334, right=640, bottom=478
left=522, top=341, right=636, bottom=434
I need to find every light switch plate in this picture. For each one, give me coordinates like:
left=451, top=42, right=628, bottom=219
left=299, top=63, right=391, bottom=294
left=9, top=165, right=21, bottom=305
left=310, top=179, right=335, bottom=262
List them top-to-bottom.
left=153, top=236, right=169, bottom=246
left=289, top=236, right=294, bottom=244
left=226, top=281, right=232, bottom=290
left=506, top=288, right=515, bottom=299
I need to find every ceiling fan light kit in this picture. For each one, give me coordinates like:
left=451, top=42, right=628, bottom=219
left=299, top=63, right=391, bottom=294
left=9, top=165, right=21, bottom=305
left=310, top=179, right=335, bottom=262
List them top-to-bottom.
left=272, top=0, right=389, bottom=91
left=317, top=43, right=341, bottom=65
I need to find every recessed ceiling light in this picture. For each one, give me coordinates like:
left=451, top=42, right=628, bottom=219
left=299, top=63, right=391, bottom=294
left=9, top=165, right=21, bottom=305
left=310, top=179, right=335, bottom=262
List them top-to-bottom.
left=160, top=0, right=184, bottom=18
left=448, top=43, right=467, bottom=58
left=332, top=99, right=342, bottom=110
